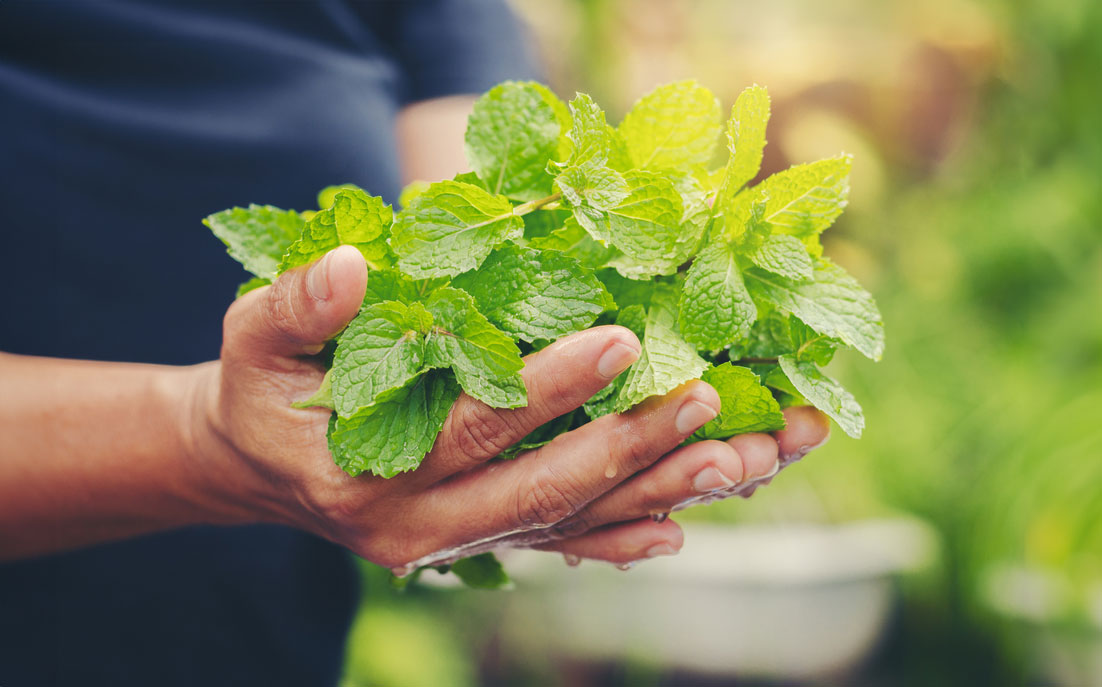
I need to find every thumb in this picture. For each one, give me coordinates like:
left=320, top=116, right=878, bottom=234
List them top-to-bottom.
left=224, top=245, right=367, bottom=362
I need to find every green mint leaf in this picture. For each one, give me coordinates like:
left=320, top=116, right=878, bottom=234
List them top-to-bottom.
left=618, top=80, right=722, bottom=170
left=465, top=81, right=566, bottom=201
left=720, top=85, right=771, bottom=196
left=553, top=94, right=630, bottom=239
left=728, top=156, right=852, bottom=256
left=555, top=164, right=629, bottom=240
left=604, top=170, right=685, bottom=278
left=389, top=180, right=523, bottom=279
left=397, top=180, right=431, bottom=210
left=317, top=184, right=364, bottom=211
left=280, top=189, right=394, bottom=273
left=203, top=204, right=305, bottom=280
left=522, top=208, right=568, bottom=241
left=528, top=217, right=614, bottom=270
left=748, top=234, right=815, bottom=281
left=679, top=239, right=757, bottom=350
left=451, top=243, right=614, bottom=342
left=745, top=259, right=885, bottom=361
left=362, top=268, right=418, bottom=307
left=361, top=269, right=446, bottom=308
left=235, top=277, right=270, bottom=298
left=424, top=287, right=527, bottom=408
left=614, top=291, right=708, bottom=412
left=331, top=301, right=434, bottom=418
left=582, top=305, right=646, bottom=420
left=789, top=317, right=839, bottom=366
left=778, top=355, right=864, bottom=438
left=694, top=363, right=785, bottom=439
left=292, top=369, right=334, bottom=410
left=328, top=371, right=461, bottom=478
left=501, top=411, right=577, bottom=459
left=449, top=553, right=511, bottom=590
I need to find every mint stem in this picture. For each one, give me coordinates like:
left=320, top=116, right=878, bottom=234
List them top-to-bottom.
left=512, top=192, right=562, bottom=216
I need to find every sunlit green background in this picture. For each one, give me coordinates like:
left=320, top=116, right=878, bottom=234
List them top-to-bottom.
left=342, top=0, right=1102, bottom=684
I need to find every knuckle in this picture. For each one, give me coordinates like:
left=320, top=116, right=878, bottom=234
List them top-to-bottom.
left=262, top=277, right=301, bottom=340
left=529, top=367, right=574, bottom=418
left=447, top=403, right=521, bottom=460
left=610, top=423, right=657, bottom=473
left=517, top=467, right=586, bottom=527
left=637, top=477, right=668, bottom=513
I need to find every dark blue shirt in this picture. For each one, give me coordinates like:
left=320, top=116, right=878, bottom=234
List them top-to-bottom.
left=0, top=1, right=538, bottom=684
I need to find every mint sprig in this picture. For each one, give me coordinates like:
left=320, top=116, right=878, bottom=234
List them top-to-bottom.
left=205, top=80, right=885, bottom=585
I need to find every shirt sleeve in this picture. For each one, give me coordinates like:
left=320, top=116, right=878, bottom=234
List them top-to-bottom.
left=372, top=0, right=545, bottom=103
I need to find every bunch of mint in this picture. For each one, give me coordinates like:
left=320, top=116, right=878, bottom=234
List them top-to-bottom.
left=205, top=80, right=883, bottom=486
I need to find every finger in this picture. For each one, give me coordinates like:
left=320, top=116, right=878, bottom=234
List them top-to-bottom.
left=222, top=246, right=367, bottom=364
left=408, top=325, right=640, bottom=484
left=418, top=380, right=719, bottom=550
left=735, top=406, right=831, bottom=498
left=775, top=406, right=831, bottom=465
left=546, top=437, right=771, bottom=535
left=531, top=518, right=684, bottom=566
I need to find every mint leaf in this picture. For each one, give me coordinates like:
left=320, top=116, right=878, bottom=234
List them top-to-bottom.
left=619, top=80, right=722, bottom=170
left=465, top=81, right=565, bottom=201
left=720, top=85, right=771, bottom=196
left=553, top=94, right=630, bottom=240
left=728, top=156, right=851, bottom=256
left=604, top=170, right=684, bottom=278
left=389, top=180, right=523, bottom=279
left=397, top=180, right=431, bottom=210
left=317, top=184, right=363, bottom=210
left=280, top=189, right=394, bottom=273
left=204, top=204, right=305, bottom=280
left=528, top=217, right=614, bottom=270
left=748, top=234, right=814, bottom=281
left=679, top=239, right=757, bottom=350
left=451, top=243, right=614, bottom=342
left=745, top=259, right=885, bottom=361
left=235, top=277, right=270, bottom=298
left=424, top=287, right=527, bottom=408
left=614, top=291, right=708, bottom=412
left=331, top=301, right=434, bottom=418
left=582, top=305, right=646, bottom=420
left=778, top=355, right=864, bottom=438
left=694, top=363, right=785, bottom=439
left=292, top=369, right=334, bottom=410
left=328, top=371, right=461, bottom=477
left=449, top=553, right=511, bottom=590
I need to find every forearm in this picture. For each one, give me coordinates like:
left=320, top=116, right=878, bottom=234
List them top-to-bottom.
left=0, top=353, right=231, bottom=560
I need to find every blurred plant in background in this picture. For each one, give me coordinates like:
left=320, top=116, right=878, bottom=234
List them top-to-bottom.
left=343, top=0, right=1102, bottom=684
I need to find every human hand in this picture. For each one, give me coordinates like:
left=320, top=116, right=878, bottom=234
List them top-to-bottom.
left=185, top=246, right=829, bottom=570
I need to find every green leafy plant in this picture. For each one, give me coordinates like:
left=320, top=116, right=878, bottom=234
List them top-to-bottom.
left=204, top=80, right=883, bottom=580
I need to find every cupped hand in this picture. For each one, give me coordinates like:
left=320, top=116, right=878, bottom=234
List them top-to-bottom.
left=186, top=246, right=829, bottom=570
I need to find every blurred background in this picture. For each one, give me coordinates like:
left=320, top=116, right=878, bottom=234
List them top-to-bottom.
left=342, top=0, right=1102, bottom=684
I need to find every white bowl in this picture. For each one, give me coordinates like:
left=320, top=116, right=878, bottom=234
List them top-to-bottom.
left=493, top=518, right=936, bottom=679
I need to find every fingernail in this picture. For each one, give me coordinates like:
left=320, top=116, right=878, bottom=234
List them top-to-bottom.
left=306, top=252, right=333, bottom=301
left=596, top=341, right=640, bottom=379
left=675, top=399, right=718, bottom=434
left=780, top=435, right=829, bottom=465
left=746, top=458, right=781, bottom=482
left=692, top=466, right=736, bottom=492
left=644, top=542, right=678, bottom=558
left=563, top=553, right=581, bottom=567
left=616, top=562, right=637, bottom=571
